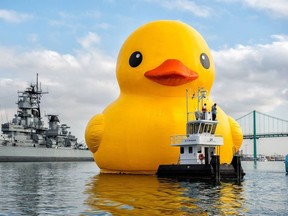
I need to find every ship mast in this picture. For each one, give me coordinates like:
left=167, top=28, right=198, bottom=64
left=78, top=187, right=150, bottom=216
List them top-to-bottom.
left=35, top=73, right=48, bottom=127
left=36, top=73, right=41, bottom=118
left=16, top=74, right=48, bottom=130
left=186, top=87, right=208, bottom=122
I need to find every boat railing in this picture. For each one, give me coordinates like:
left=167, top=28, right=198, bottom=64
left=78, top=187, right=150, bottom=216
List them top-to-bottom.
left=187, top=111, right=213, bottom=121
left=187, top=111, right=202, bottom=121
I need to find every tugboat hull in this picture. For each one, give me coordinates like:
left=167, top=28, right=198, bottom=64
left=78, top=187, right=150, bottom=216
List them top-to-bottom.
left=157, top=156, right=245, bottom=181
left=157, top=164, right=213, bottom=180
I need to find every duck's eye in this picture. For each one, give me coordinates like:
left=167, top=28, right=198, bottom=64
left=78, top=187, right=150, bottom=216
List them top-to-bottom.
left=129, top=51, right=143, bottom=67
left=200, top=53, right=210, bottom=69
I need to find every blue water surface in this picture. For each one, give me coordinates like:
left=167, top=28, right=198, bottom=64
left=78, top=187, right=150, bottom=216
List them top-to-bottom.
left=0, top=161, right=287, bottom=215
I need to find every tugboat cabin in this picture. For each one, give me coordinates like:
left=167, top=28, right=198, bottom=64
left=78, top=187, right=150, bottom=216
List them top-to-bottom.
left=171, top=111, right=223, bottom=166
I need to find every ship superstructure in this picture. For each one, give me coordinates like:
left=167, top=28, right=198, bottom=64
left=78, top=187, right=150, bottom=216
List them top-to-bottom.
left=0, top=74, right=92, bottom=161
left=1, top=75, right=47, bottom=146
left=45, top=114, right=78, bottom=148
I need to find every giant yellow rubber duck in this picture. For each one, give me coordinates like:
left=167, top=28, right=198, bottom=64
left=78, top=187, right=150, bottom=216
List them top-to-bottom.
left=85, top=20, right=243, bottom=174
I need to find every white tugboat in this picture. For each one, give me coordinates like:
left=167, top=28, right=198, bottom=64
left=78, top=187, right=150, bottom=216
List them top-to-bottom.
left=0, top=74, right=93, bottom=162
left=157, top=88, right=244, bottom=182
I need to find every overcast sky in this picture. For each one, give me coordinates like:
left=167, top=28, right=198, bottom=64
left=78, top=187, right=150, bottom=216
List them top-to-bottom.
left=0, top=0, right=287, bottom=154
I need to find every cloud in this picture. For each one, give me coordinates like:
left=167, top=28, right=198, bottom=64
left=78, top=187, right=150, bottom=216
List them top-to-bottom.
left=149, top=0, right=212, bottom=17
left=216, top=0, right=288, bottom=18
left=222, top=0, right=288, bottom=19
left=244, top=0, right=288, bottom=18
left=0, top=9, right=33, bottom=23
left=78, top=32, right=101, bottom=49
left=211, top=34, right=288, bottom=118
left=0, top=36, right=117, bottom=140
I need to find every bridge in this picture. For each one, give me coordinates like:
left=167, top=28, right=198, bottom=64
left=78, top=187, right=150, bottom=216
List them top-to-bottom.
left=236, top=110, right=288, bottom=159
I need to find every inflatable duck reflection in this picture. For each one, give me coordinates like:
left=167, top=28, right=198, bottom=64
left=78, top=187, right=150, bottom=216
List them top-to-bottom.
left=85, top=20, right=243, bottom=174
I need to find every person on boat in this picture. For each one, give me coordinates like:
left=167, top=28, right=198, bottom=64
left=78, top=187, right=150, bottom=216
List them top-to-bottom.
left=202, top=103, right=207, bottom=119
left=202, top=103, right=207, bottom=112
left=211, top=103, right=217, bottom=121
left=199, top=153, right=205, bottom=164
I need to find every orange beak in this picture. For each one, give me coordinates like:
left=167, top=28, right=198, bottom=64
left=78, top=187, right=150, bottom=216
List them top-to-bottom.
left=144, top=59, right=198, bottom=86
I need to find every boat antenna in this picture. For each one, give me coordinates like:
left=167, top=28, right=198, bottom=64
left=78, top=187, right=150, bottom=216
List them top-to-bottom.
left=36, top=73, right=39, bottom=92
left=36, top=73, right=41, bottom=118
left=186, top=87, right=208, bottom=122
left=195, top=87, right=207, bottom=112
left=186, top=89, right=189, bottom=123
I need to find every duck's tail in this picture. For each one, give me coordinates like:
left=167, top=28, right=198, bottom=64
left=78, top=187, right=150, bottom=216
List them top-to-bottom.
left=85, top=114, right=104, bottom=153
left=228, top=116, right=243, bottom=154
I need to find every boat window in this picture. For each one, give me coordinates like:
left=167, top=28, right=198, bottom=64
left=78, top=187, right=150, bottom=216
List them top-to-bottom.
left=187, top=123, right=193, bottom=134
left=193, top=123, right=198, bottom=134
left=199, top=123, right=204, bottom=134
left=204, top=124, right=208, bottom=133
left=204, top=124, right=212, bottom=133
left=208, top=124, right=212, bottom=133
left=211, top=124, right=216, bottom=134
left=180, top=147, right=184, bottom=154
left=189, top=147, right=193, bottom=153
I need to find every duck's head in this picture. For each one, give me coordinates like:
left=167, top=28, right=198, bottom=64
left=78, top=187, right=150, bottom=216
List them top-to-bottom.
left=116, top=20, right=215, bottom=97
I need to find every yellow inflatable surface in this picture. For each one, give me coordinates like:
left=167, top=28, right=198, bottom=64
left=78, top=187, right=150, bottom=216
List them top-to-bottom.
left=85, top=20, right=243, bottom=174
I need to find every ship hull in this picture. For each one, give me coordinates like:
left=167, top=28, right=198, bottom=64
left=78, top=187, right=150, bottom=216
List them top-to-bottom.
left=0, top=146, right=94, bottom=162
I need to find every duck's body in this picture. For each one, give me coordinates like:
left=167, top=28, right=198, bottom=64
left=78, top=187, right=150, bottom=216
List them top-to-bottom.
left=85, top=20, right=243, bottom=174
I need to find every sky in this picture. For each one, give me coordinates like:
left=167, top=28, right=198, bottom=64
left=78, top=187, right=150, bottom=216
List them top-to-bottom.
left=0, top=0, right=288, bottom=155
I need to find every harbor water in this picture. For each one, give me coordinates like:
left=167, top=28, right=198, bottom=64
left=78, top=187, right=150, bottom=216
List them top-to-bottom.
left=0, top=161, right=287, bottom=215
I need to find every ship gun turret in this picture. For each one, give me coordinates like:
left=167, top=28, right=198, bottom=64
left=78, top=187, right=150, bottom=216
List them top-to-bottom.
left=45, top=115, right=77, bottom=148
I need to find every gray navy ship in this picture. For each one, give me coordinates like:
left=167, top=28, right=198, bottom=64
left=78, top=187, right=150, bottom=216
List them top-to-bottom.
left=0, top=74, right=93, bottom=162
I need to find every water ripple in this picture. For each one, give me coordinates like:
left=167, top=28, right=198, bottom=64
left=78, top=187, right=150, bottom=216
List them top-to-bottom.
left=1, top=161, right=287, bottom=215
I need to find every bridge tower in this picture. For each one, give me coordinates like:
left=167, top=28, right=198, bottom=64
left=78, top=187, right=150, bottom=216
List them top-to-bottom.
left=237, top=110, right=288, bottom=160
left=253, top=110, right=257, bottom=160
